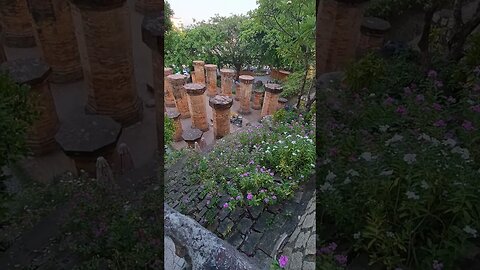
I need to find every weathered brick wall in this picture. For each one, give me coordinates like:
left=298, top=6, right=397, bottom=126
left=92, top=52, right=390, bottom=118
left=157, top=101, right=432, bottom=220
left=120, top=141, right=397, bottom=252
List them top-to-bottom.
left=0, top=0, right=36, bottom=47
left=29, top=0, right=83, bottom=83
left=135, top=0, right=162, bottom=14
left=71, top=2, right=142, bottom=126
left=164, top=67, right=176, bottom=107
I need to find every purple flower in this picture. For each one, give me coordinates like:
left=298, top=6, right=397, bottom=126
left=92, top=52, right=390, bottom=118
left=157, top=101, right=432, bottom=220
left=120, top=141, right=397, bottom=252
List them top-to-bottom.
left=428, top=70, right=438, bottom=79
left=434, top=80, right=444, bottom=88
left=404, top=87, right=412, bottom=96
left=415, top=94, right=425, bottom=103
left=384, top=96, right=395, bottom=106
left=447, top=96, right=456, bottom=103
left=432, top=103, right=442, bottom=111
left=396, top=105, right=408, bottom=116
left=471, top=105, right=480, bottom=113
left=433, top=119, right=447, bottom=127
left=462, top=120, right=475, bottom=131
left=249, top=160, right=254, bottom=165
left=270, top=172, right=274, bottom=176
left=260, top=189, right=265, bottom=193
left=247, top=193, right=253, bottom=200
left=236, top=195, right=241, bottom=200
left=272, top=195, right=277, bottom=200
left=264, top=198, right=269, bottom=203
left=206, top=200, right=210, bottom=205
left=223, top=203, right=229, bottom=208
left=319, top=242, right=337, bottom=254
left=334, top=254, right=348, bottom=266
left=278, top=255, right=288, bottom=268
left=433, top=260, right=443, bottom=270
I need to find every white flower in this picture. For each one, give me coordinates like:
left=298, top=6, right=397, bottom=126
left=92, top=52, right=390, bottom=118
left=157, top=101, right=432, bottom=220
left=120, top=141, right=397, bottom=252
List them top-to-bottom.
left=379, top=125, right=390, bottom=132
left=385, top=134, right=403, bottom=146
left=442, top=138, right=456, bottom=148
left=292, top=141, right=296, bottom=144
left=451, top=146, right=470, bottom=160
left=360, top=152, right=373, bottom=161
left=403, top=154, right=417, bottom=164
left=323, top=158, right=331, bottom=165
left=346, top=169, right=359, bottom=177
left=379, top=170, right=393, bottom=176
left=325, top=171, right=336, bottom=181
left=343, top=177, right=351, bottom=184
left=420, top=180, right=429, bottom=189
left=320, top=182, right=335, bottom=192
left=405, top=191, right=420, bottom=200
left=463, top=225, right=478, bottom=238
left=386, top=231, right=394, bottom=238
left=353, top=232, right=361, bottom=239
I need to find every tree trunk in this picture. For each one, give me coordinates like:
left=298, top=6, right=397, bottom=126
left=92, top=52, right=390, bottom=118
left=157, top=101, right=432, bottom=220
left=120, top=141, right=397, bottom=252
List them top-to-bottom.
left=448, top=0, right=480, bottom=61
left=418, top=6, right=437, bottom=69
left=296, top=60, right=309, bottom=109
left=234, top=63, right=242, bottom=81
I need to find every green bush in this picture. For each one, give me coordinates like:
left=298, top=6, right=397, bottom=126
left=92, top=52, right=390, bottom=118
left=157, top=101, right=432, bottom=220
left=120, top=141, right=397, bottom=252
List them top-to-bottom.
left=164, top=115, right=175, bottom=146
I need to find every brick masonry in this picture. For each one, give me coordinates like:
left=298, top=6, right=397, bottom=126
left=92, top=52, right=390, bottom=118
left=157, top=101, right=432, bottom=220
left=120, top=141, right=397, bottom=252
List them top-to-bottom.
left=0, top=0, right=36, bottom=48
left=28, top=0, right=83, bottom=83
left=134, top=0, right=162, bottom=14
left=70, top=1, right=142, bottom=126
left=193, top=60, right=205, bottom=85
left=205, top=64, right=218, bottom=97
left=164, top=67, right=176, bottom=107
left=220, top=68, right=235, bottom=97
left=168, top=74, right=190, bottom=119
left=239, top=75, right=254, bottom=115
left=185, top=83, right=209, bottom=131
left=261, top=84, right=282, bottom=118
left=251, top=90, right=263, bottom=110
left=209, top=95, right=233, bottom=139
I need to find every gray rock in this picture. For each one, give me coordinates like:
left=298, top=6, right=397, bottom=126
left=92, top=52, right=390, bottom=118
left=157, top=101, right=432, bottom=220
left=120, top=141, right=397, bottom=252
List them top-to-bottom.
left=237, top=218, right=254, bottom=235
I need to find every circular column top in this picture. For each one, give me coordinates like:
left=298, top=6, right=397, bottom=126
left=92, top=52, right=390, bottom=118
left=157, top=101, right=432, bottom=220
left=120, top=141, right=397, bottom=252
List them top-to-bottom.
left=361, top=17, right=391, bottom=35
left=0, top=58, right=51, bottom=86
left=193, top=60, right=205, bottom=66
left=205, top=64, right=217, bottom=70
left=164, top=68, right=173, bottom=76
left=220, top=68, right=236, bottom=77
left=167, top=74, right=187, bottom=85
left=239, top=75, right=255, bottom=84
left=184, top=83, right=206, bottom=95
left=264, top=83, right=283, bottom=94
left=253, top=88, right=265, bottom=94
left=209, top=95, right=233, bottom=110
left=278, top=97, right=288, bottom=104
left=167, top=110, right=181, bottom=119
left=55, top=115, right=122, bottom=154
left=182, top=128, right=203, bottom=142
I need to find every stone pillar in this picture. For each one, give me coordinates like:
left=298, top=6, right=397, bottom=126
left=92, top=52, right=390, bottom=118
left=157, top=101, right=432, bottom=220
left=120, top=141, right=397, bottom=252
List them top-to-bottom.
left=0, top=0, right=36, bottom=48
left=28, top=0, right=83, bottom=83
left=70, top=0, right=142, bottom=126
left=135, top=0, right=161, bottom=14
left=317, top=0, right=368, bottom=73
left=141, top=15, right=165, bottom=151
left=357, top=17, right=391, bottom=56
left=0, top=26, right=6, bottom=63
left=1, top=58, right=59, bottom=155
left=192, top=60, right=205, bottom=85
left=205, top=64, right=217, bottom=97
left=164, top=68, right=176, bottom=107
left=220, top=68, right=235, bottom=97
left=168, top=74, right=190, bottom=119
left=239, top=75, right=254, bottom=115
left=234, top=81, right=241, bottom=101
left=184, top=83, right=208, bottom=131
left=261, top=83, right=283, bottom=117
left=251, top=89, right=263, bottom=110
left=209, top=95, right=233, bottom=139
left=278, top=97, right=288, bottom=110
left=167, top=110, right=183, bottom=142
left=182, top=128, right=203, bottom=148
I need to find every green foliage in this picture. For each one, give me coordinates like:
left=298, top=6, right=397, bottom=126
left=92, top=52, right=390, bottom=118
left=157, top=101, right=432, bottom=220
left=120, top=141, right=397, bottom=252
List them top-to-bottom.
left=366, top=0, right=452, bottom=19
left=281, top=69, right=315, bottom=99
left=0, top=73, right=37, bottom=178
left=164, top=115, right=175, bottom=146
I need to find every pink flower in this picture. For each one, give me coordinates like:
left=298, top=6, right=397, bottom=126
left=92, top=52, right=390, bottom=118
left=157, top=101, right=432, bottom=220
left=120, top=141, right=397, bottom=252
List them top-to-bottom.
left=384, top=96, right=395, bottom=106
left=432, top=103, right=442, bottom=111
left=396, top=105, right=407, bottom=116
left=433, top=119, right=446, bottom=127
left=462, top=120, right=475, bottom=131
left=247, top=193, right=253, bottom=200
left=236, top=195, right=241, bottom=200
left=272, top=195, right=277, bottom=200
left=223, top=203, right=229, bottom=208
left=278, top=255, right=288, bottom=268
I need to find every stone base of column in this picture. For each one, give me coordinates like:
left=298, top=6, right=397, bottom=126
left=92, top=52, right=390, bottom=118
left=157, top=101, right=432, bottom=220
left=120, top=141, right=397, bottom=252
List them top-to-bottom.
left=4, top=35, right=36, bottom=48
left=50, top=67, right=84, bottom=84
left=85, top=97, right=143, bottom=127
left=27, top=133, right=59, bottom=156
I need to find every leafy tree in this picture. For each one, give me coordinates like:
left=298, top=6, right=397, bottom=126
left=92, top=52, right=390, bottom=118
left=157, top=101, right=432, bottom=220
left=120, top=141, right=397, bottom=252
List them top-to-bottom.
left=0, top=73, right=37, bottom=186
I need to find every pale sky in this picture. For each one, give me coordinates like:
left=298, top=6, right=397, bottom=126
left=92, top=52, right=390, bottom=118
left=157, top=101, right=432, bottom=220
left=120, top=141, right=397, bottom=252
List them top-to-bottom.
left=168, top=0, right=258, bottom=27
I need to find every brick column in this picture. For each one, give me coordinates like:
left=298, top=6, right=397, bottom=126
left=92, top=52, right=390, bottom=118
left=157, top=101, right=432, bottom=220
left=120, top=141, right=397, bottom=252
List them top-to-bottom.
left=0, top=0, right=36, bottom=48
left=28, top=0, right=83, bottom=83
left=70, top=0, right=142, bottom=126
left=135, top=0, right=161, bottom=14
left=358, top=17, right=391, bottom=56
left=1, top=58, right=59, bottom=155
left=192, top=60, right=205, bottom=85
left=205, top=64, right=217, bottom=97
left=164, top=68, right=176, bottom=107
left=220, top=68, right=235, bottom=97
left=168, top=74, right=190, bottom=119
left=238, top=75, right=254, bottom=115
left=234, top=81, right=242, bottom=101
left=185, top=83, right=208, bottom=131
left=261, top=83, right=283, bottom=117
left=251, top=89, right=263, bottom=110
left=209, top=95, right=233, bottom=139
left=278, top=97, right=288, bottom=110
left=167, top=110, right=183, bottom=142
left=182, top=128, right=203, bottom=148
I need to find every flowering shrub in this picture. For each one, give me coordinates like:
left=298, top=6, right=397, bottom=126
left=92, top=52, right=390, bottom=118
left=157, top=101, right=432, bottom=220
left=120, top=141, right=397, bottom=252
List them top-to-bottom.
left=319, top=53, right=480, bottom=269
left=186, top=110, right=315, bottom=211
left=316, top=242, right=348, bottom=270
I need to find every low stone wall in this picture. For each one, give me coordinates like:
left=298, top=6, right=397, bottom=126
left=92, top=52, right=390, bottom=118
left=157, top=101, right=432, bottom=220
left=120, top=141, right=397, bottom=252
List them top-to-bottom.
left=164, top=203, right=267, bottom=270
